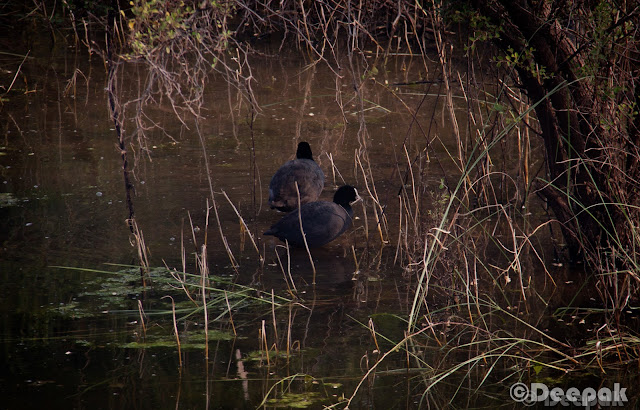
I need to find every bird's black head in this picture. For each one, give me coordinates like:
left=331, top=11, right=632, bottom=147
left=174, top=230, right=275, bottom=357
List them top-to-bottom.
left=296, top=141, right=314, bottom=160
left=333, top=185, right=359, bottom=207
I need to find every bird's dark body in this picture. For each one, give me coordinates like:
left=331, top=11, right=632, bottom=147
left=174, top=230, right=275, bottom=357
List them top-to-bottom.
left=268, top=142, right=324, bottom=212
left=264, top=185, right=359, bottom=247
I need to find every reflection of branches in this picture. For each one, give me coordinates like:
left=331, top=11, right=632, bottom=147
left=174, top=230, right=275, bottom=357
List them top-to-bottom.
left=112, top=0, right=428, bottom=162
left=120, top=2, right=258, bottom=156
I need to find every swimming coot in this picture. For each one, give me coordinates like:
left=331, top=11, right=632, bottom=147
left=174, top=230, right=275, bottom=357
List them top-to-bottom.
left=268, top=141, right=325, bottom=212
left=264, top=185, right=360, bottom=247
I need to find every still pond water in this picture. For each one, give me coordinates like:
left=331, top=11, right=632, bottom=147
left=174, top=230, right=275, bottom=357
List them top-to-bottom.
left=1, top=36, right=637, bottom=409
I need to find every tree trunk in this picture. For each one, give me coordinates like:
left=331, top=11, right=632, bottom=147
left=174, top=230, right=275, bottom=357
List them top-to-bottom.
left=473, top=0, right=640, bottom=265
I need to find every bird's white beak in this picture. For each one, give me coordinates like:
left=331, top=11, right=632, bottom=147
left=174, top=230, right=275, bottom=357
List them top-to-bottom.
left=353, top=188, right=362, bottom=204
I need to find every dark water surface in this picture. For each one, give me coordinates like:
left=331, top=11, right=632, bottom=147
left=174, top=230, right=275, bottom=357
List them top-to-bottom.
left=2, top=33, right=638, bottom=409
left=0, top=35, right=445, bottom=409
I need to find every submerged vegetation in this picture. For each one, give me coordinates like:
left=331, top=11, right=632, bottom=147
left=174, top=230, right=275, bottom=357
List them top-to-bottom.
left=6, top=0, right=640, bottom=406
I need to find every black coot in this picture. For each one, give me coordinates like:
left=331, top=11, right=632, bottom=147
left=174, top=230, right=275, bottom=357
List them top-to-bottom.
left=268, top=141, right=325, bottom=212
left=264, top=185, right=360, bottom=247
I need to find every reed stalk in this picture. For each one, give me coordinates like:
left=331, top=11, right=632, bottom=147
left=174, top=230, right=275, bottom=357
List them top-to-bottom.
left=295, top=181, right=316, bottom=282
left=162, top=295, right=182, bottom=368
